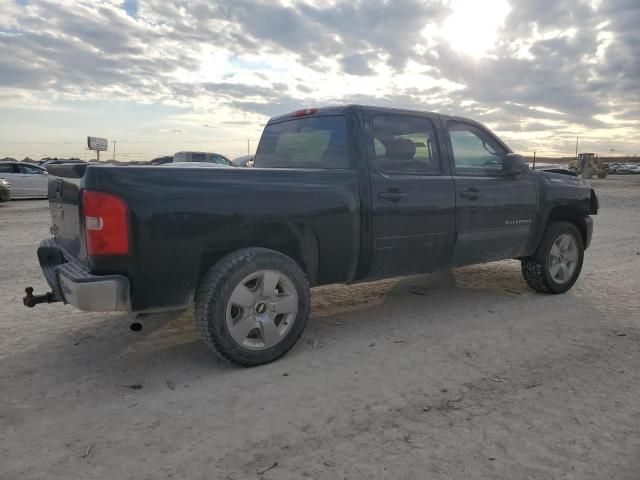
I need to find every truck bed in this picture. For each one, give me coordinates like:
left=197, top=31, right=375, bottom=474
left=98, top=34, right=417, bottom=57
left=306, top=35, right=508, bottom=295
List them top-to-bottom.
left=47, top=164, right=362, bottom=311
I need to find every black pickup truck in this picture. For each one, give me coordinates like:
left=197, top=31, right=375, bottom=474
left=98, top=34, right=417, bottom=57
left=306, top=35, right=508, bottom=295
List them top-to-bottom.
left=26, top=105, right=598, bottom=366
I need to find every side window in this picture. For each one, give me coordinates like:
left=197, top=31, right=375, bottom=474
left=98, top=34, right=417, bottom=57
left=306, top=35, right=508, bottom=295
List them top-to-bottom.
left=372, top=115, right=441, bottom=174
left=448, top=121, right=506, bottom=173
left=190, top=153, right=207, bottom=163
left=209, top=154, right=230, bottom=166
left=0, top=163, right=14, bottom=173
left=18, top=164, right=45, bottom=174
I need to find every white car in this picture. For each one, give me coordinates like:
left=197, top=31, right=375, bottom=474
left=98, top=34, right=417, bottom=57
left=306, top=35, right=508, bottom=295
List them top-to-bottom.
left=172, top=151, right=232, bottom=166
left=0, top=161, right=48, bottom=198
left=162, top=162, right=231, bottom=168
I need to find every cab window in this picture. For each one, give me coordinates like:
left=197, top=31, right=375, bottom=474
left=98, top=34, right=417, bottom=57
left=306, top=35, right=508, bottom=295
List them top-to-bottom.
left=371, top=115, right=441, bottom=174
left=448, top=121, right=506, bottom=174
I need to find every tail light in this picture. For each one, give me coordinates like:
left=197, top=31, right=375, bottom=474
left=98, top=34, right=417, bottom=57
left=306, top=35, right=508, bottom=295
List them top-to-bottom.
left=292, top=108, right=318, bottom=118
left=82, top=189, right=130, bottom=256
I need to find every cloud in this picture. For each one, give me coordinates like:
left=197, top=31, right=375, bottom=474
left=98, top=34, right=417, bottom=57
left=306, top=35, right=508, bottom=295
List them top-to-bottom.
left=0, top=0, right=638, bottom=157
left=341, top=53, right=378, bottom=76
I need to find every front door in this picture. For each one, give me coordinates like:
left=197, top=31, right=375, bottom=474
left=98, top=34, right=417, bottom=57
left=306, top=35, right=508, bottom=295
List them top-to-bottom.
left=367, top=113, right=455, bottom=279
left=445, top=120, right=537, bottom=266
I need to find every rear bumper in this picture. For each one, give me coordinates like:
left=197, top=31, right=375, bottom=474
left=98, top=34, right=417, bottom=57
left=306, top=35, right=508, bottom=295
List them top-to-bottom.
left=37, top=239, right=131, bottom=312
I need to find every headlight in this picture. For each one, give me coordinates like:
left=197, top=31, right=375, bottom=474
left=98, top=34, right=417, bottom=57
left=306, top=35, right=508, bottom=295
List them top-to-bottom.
left=0, top=178, right=10, bottom=189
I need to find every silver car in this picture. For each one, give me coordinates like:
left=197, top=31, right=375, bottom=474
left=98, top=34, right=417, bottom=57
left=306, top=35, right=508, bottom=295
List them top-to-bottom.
left=0, top=161, right=48, bottom=198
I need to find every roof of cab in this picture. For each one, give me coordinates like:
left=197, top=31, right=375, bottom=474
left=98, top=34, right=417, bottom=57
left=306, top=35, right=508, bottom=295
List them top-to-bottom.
left=267, top=104, right=454, bottom=124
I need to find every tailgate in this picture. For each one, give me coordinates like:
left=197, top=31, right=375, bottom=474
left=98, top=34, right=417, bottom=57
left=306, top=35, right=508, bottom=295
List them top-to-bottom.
left=47, top=164, right=89, bottom=262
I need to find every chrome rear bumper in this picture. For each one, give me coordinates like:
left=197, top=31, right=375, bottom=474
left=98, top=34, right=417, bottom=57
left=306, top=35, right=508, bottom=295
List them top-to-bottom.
left=35, top=239, right=131, bottom=312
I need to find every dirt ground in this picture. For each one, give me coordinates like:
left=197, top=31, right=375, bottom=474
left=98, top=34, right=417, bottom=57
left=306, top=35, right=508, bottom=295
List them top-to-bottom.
left=1, top=176, right=639, bottom=480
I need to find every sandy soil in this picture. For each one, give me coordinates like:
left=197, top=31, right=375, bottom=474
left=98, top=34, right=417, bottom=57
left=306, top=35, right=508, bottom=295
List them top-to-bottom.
left=1, top=176, right=639, bottom=479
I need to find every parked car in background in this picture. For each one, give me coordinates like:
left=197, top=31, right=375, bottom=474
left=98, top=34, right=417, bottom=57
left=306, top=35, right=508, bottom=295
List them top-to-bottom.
left=172, top=151, right=232, bottom=166
left=231, top=155, right=255, bottom=167
left=149, top=156, right=174, bottom=165
left=41, top=159, right=86, bottom=169
left=0, top=161, right=48, bottom=198
left=162, top=162, right=231, bottom=169
left=530, top=163, right=577, bottom=176
left=611, top=163, right=640, bottom=174
left=0, top=178, right=11, bottom=202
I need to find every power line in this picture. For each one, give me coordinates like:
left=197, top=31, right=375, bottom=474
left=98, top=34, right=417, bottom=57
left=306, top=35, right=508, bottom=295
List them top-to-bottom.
left=1, top=138, right=258, bottom=145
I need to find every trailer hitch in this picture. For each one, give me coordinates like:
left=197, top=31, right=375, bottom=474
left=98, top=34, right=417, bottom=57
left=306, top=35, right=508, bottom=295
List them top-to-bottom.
left=23, top=287, right=60, bottom=308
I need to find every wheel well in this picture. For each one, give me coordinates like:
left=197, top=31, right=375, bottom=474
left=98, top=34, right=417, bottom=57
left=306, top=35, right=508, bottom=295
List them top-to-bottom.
left=547, top=206, right=589, bottom=247
left=198, top=223, right=319, bottom=285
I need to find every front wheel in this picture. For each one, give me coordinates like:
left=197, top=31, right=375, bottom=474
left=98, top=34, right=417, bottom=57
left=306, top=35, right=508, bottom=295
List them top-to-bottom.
left=521, top=221, right=584, bottom=294
left=195, top=248, right=310, bottom=367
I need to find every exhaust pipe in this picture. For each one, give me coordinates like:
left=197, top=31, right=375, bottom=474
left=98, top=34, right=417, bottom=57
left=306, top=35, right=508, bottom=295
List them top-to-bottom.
left=130, top=321, right=143, bottom=332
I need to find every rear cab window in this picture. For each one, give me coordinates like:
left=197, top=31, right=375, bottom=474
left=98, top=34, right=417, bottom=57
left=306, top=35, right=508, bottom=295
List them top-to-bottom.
left=254, top=115, right=348, bottom=169
left=190, top=153, right=207, bottom=162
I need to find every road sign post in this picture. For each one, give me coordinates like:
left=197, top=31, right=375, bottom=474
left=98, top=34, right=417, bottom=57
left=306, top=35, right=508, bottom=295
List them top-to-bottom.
left=87, top=136, right=108, bottom=162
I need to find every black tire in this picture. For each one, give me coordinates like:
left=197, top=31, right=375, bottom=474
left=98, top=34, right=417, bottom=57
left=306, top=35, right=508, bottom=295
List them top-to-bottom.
left=597, top=171, right=607, bottom=179
left=521, top=221, right=584, bottom=294
left=195, top=247, right=310, bottom=367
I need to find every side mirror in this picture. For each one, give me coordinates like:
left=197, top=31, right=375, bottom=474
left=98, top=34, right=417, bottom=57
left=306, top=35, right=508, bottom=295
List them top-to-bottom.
left=503, top=153, right=529, bottom=175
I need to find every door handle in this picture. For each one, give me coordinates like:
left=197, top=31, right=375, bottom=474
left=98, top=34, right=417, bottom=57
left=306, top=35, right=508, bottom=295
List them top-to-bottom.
left=459, top=188, right=479, bottom=200
left=378, top=191, right=407, bottom=202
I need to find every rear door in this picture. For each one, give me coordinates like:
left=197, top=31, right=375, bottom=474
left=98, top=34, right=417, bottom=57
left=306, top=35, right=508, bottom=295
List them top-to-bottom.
left=367, top=113, right=455, bottom=278
left=445, top=119, right=537, bottom=266
left=17, top=163, right=48, bottom=197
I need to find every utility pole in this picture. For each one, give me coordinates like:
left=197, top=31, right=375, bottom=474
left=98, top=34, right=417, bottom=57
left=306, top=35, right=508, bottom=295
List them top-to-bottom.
left=575, top=136, right=579, bottom=160
left=247, top=139, right=250, bottom=155
left=112, top=140, right=116, bottom=161
left=532, top=151, right=536, bottom=169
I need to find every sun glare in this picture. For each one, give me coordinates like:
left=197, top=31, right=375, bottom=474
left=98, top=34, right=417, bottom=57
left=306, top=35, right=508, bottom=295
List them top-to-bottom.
left=441, top=0, right=511, bottom=57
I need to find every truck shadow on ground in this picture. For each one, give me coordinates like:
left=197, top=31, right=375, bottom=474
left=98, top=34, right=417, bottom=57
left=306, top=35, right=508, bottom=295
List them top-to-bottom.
left=2, top=260, right=553, bottom=408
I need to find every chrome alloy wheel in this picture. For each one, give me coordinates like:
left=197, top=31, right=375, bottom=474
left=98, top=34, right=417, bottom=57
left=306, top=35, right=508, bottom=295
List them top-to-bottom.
left=548, top=233, right=579, bottom=284
left=225, top=270, right=298, bottom=350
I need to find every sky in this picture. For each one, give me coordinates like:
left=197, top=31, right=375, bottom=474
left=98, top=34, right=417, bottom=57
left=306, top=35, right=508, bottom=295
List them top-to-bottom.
left=0, top=0, right=638, bottom=161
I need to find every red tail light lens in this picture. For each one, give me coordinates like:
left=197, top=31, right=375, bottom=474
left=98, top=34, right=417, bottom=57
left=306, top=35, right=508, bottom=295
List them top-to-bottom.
left=292, top=108, right=318, bottom=117
left=82, top=189, right=130, bottom=256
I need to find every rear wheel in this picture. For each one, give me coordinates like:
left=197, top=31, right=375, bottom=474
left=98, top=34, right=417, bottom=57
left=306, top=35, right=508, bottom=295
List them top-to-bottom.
left=597, top=171, right=607, bottom=179
left=521, top=221, right=584, bottom=294
left=195, top=248, right=310, bottom=367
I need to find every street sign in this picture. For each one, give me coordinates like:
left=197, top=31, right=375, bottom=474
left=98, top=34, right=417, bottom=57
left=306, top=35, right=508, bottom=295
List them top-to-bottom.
left=87, top=136, right=108, bottom=151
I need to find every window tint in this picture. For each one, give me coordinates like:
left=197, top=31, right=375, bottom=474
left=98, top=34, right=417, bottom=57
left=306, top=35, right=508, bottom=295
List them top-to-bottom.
left=372, top=115, right=440, bottom=174
left=255, top=116, right=348, bottom=169
left=448, top=122, right=506, bottom=173
left=190, top=153, right=206, bottom=163
left=0, top=163, right=14, bottom=173
left=18, top=164, right=45, bottom=174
